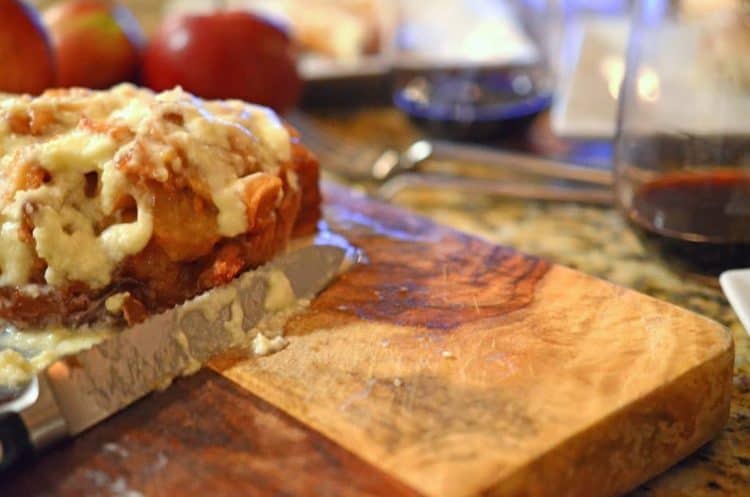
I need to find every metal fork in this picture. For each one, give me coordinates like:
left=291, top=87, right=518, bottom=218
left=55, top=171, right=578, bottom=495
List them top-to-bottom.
left=287, top=112, right=615, bottom=205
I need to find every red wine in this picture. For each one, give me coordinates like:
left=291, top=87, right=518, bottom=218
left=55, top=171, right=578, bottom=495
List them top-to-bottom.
left=626, top=170, right=750, bottom=275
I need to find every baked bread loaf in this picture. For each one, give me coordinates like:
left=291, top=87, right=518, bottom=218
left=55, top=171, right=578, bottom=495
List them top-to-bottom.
left=0, top=84, right=320, bottom=328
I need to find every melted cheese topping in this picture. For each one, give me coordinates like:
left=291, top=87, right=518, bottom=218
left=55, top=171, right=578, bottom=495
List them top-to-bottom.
left=0, top=84, right=291, bottom=289
left=0, top=324, right=113, bottom=387
left=0, top=348, right=33, bottom=388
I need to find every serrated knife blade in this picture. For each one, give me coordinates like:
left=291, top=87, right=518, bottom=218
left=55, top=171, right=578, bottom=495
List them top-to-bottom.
left=0, top=240, right=353, bottom=471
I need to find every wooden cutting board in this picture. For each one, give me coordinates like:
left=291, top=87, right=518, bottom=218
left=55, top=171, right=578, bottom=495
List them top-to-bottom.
left=3, top=183, right=733, bottom=497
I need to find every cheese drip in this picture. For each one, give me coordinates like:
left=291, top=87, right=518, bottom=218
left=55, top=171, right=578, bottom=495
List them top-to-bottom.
left=0, top=84, right=292, bottom=289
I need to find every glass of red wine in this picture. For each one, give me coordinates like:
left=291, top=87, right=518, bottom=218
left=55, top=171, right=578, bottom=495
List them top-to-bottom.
left=615, top=0, right=750, bottom=279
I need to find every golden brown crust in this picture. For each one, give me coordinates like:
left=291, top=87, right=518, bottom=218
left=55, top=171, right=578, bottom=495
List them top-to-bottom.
left=0, top=85, right=322, bottom=329
left=290, top=131, right=322, bottom=237
left=0, top=136, right=320, bottom=329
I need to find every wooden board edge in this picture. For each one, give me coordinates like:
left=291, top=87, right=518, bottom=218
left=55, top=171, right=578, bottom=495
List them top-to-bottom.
left=486, top=339, right=734, bottom=497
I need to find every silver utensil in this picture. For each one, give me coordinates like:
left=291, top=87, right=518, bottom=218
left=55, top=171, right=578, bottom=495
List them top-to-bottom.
left=288, top=112, right=614, bottom=204
left=378, top=174, right=614, bottom=204
left=0, top=240, right=353, bottom=471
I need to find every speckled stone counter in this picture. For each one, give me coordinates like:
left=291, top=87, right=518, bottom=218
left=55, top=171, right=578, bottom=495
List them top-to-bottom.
left=314, top=109, right=750, bottom=496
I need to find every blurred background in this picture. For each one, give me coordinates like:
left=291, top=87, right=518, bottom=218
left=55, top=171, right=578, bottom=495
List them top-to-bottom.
left=21, top=0, right=634, bottom=145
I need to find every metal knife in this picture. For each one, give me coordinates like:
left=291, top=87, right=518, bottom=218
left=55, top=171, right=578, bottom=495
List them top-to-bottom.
left=0, top=240, right=353, bottom=472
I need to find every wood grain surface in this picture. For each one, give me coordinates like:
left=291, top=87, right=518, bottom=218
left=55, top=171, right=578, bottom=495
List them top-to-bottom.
left=0, top=182, right=734, bottom=497
left=216, top=183, right=734, bottom=497
left=2, top=370, right=421, bottom=497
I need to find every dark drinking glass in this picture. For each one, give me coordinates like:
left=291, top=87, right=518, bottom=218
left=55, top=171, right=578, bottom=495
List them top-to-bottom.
left=615, top=0, right=750, bottom=276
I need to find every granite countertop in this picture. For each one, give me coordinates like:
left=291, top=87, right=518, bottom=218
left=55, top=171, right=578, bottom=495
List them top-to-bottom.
left=314, top=108, right=750, bottom=496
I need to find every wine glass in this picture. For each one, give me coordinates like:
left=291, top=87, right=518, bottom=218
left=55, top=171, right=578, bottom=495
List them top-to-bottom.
left=614, top=0, right=750, bottom=277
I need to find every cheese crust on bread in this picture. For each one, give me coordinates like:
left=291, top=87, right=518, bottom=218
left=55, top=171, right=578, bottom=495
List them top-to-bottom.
left=0, top=84, right=320, bottom=328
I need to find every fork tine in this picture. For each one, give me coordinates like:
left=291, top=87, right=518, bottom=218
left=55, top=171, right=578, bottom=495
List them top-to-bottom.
left=287, top=112, right=382, bottom=180
left=287, top=112, right=340, bottom=151
left=292, top=120, right=364, bottom=161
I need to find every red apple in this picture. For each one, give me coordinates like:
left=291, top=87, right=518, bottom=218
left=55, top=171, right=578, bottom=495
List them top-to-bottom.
left=0, top=0, right=56, bottom=94
left=44, top=0, right=145, bottom=89
left=143, top=11, right=302, bottom=112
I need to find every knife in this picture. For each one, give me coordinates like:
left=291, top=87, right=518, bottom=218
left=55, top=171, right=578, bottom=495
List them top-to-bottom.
left=0, top=240, right=353, bottom=472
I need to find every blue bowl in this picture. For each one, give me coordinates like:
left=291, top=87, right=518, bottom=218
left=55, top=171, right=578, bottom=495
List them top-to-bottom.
left=393, top=69, right=553, bottom=140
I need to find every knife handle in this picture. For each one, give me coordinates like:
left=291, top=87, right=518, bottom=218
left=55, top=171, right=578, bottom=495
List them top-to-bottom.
left=0, top=374, right=68, bottom=473
left=0, top=411, right=34, bottom=472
